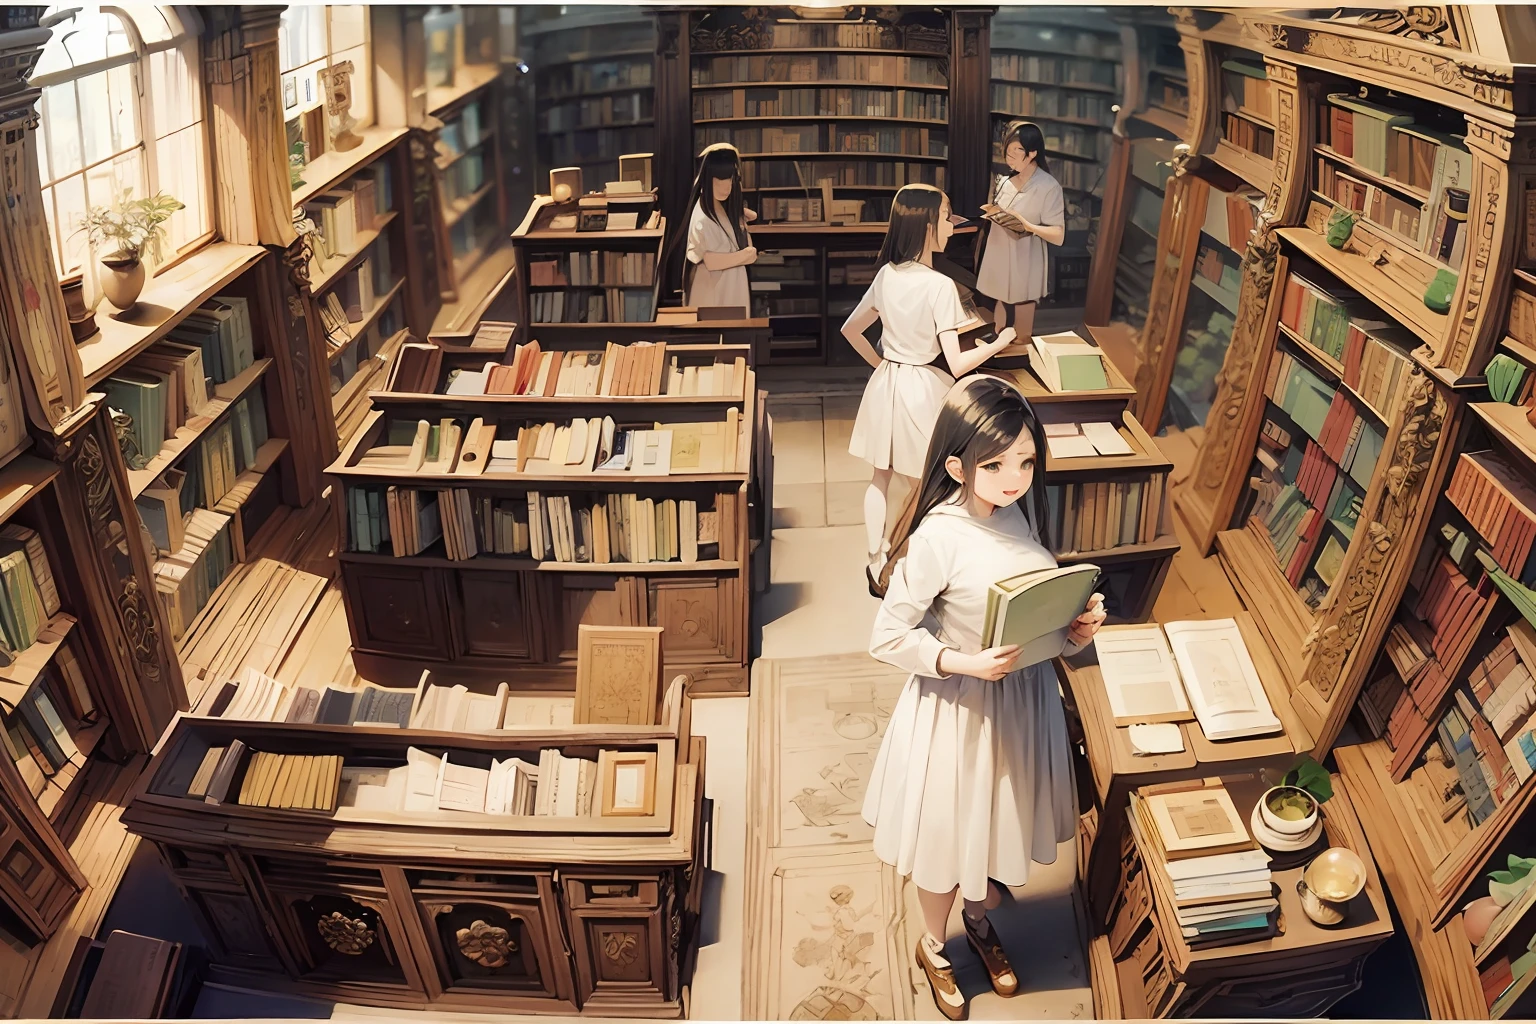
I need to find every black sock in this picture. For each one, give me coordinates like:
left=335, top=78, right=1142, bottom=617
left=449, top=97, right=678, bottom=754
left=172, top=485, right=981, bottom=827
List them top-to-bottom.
left=999, top=304, right=1016, bottom=329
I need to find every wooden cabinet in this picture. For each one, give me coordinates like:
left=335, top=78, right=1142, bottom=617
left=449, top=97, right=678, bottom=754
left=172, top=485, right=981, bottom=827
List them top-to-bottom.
left=341, top=561, right=452, bottom=659
left=453, top=571, right=533, bottom=660
left=563, top=873, right=677, bottom=1010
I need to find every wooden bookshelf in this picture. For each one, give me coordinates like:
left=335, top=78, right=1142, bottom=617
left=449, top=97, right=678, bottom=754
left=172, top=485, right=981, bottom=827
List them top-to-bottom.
left=432, top=80, right=510, bottom=297
left=325, top=331, right=759, bottom=694
left=122, top=702, right=705, bottom=1015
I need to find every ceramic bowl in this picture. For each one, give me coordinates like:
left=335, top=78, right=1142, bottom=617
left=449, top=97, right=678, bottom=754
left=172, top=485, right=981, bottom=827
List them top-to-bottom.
left=1259, top=785, right=1319, bottom=836
left=1249, top=802, right=1323, bottom=852
left=1305, top=847, right=1366, bottom=902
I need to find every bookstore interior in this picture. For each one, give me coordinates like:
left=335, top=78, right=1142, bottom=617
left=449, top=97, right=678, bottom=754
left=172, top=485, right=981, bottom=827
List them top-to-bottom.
left=1, top=1, right=1536, bottom=1021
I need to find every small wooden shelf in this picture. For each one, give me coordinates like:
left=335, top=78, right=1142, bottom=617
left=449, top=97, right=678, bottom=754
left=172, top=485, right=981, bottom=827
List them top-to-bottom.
left=426, top=63, right=500, bottom=116
left=291, top=126, right=407, bottom=207
left=1316, top=145, right=1430, bottom=203
left=308, top=211, right=400, bottom=296
left=1277, top=224, right=1449, bottom=347
left=79, top=243, right=266, bottom=387
left=326, top=279, right=407, bottom=365
left=126, top=358, right=274, bottom=498
left=340, top=550, right=740, bottom=574
left=0, top=614, right=78, bottom=708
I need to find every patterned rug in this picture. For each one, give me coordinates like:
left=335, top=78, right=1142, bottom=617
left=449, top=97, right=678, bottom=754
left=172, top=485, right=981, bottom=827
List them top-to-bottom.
left=745, top=653, right=918, bottom=1020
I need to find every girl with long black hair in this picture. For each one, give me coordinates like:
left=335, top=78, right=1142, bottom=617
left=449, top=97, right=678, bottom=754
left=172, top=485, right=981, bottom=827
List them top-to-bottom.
left=978, top=121, right=1067, bottom=346
left=674, top=142, right=757, bottom=312
left=841, top=184, right=1016, bottom=589
left=865, top=374, right=1106, bottom=1020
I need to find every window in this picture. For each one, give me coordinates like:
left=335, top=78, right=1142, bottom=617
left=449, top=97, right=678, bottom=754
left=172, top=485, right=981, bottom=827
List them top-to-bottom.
left=31, top=4, right=211, bottom=278
left=280, top=6, right=372, bottom=132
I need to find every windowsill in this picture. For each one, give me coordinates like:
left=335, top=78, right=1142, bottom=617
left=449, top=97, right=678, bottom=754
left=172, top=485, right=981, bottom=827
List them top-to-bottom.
left=291, top=124, right=409, bottom=208
left=77, top=241, right=266, bottom=388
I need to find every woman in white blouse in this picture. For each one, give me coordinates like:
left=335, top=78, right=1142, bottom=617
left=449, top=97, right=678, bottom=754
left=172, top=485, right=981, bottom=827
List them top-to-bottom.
left=977, top=121, right=1068, bottom=345
left=679, top=143, right=757, bottom=314
left=841, top=185, right=1016, bottom=592
left=867, top=375, right=1106, bottom=1020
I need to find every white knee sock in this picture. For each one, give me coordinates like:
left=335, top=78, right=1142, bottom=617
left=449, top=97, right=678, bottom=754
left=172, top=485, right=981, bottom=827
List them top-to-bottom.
left=863, top=480, right=887, bottom=565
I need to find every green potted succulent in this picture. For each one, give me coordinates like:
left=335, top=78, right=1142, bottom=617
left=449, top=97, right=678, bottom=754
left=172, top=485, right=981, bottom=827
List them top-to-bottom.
left=80, top=190, right=184, bottom=312
left=1259, top=755, right=1333, bottom=836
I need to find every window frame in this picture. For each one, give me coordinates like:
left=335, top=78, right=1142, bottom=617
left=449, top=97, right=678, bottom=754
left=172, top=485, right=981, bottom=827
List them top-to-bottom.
left=279, top=6, right=374, bottom=135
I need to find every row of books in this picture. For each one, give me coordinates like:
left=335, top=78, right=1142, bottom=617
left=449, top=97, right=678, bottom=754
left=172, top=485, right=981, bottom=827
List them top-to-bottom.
left=757, top=20, right=947, bottom=52
left=992, top=26, right=1121, bottom=60
left=991, top=52, right=1120, bottom=89
left=691, top=54, right=947, bottom=88
left=541, top=58, right=652, bottom=102
left=1219, top=59, right=1274, bottom=124
left=1153, top=78, right=1190, bottom=114
left=991, top=83, right=1114, bottom=125
left=693, top=86, right=947, bottom=121
left=542, top=93, right=652, bottom=135
left=1322, top=94, right=1466, bottom=187
left=438, top=98, right=486, bottom=158
left=1221, top=112, right=1276, bottom=159
left=696, top=124, right=818, bottom=155
left=547, top=126, right=654, bottom=168
left=443, top=151, right=488, bottom=207
left=741, top=159, right=944, bottom=190
left=303, top=175, right=381, bottom=264
left=1201, top=185, right=1264, bottom=254
left=528, top=251, right=656, bottom=289
left=317, top=262, right=384, bottom=350
left=529, top=289, right=655, bottom=325
left=755, top=296, right=820, bottom=317
left=333, top=312, right=403, bottom=398
left=447, top=341, right=745, bottom=400
left=1266, top=351, right=1384, bottom=489
left=178, top=389, right=270, bottom=513
left=355, top=413, right=743, bottom=477
left=1447, top=451, right=1536, bottom=583
left=1042, top=476, right=1167, bottom=556
left=357, top=486, right=737, bottom=566
left=153, top=509, right=234, bottom=641
left=0, top=525, right=60, bottom=653
left=2, top=639, right=95, bottom=786
left=208, top=670, right=415, bottom=728
left=235, top=752, right=343, bottom=811
left=1129, top=780, right=1278, bottom=948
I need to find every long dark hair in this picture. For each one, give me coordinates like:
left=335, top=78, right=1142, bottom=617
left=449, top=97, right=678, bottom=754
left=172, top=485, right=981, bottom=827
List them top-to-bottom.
left=1001, top=120, right=1051, bottom=174
left=665, top=143, right=749, bottom=298
left=877, top=184, right=946, bottom=269
left=876, top=375, right=1052, bottom=595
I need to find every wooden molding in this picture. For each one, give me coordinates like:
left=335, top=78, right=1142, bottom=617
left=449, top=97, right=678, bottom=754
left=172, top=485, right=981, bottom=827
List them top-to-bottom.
left=1435, top=118, right=1517, bottom=380
left=1084, top=136, right=1132, bottom=327
left=1132, top=168, right=1206, bottom=430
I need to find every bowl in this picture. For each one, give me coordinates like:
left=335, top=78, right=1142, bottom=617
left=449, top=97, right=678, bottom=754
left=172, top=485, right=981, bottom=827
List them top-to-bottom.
left=1260, top=785, right=1319, bottom=836
left=1250, top=801, right=1323, bottom=852
left=1304, top=847, right=1367, bottom=902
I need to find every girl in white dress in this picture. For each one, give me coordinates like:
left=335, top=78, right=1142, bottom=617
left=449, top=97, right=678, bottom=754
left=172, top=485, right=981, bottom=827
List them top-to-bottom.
left=977, top=122, right=1068, bottom=346
left=677, top=143, right=757, bottom=314
left=842, top=185, right=1017, bottom=592
left=866, top=375, right=1106, bottom=1020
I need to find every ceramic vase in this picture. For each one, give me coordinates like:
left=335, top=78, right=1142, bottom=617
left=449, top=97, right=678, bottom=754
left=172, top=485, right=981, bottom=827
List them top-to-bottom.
left=100, top=255, right=145, bottom=312
left=1259, top=785, right=1319, bottom=836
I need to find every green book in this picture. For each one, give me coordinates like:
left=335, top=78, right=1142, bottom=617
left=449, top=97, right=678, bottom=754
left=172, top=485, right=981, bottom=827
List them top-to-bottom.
left=1059, top=354, right=1109, bottom=392
left=981, top=562, right=1101, bottom=669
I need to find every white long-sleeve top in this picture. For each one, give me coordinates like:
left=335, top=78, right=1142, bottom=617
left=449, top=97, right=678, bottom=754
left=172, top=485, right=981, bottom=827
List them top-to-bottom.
left=870, top=498, right=1087, bottom=679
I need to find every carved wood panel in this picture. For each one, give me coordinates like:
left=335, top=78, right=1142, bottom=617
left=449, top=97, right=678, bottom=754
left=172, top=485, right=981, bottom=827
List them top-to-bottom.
left=1437, top=119, right=1515, bottom=380
left=1132, top=166, right=1206, bottom=429
left=341, top=562, right=450, bottom=659
left=455, top=571, right=531, bottom=659
left=647, top=577, right=728, bottom=661
left=416, top=896, right=566, bottom=1000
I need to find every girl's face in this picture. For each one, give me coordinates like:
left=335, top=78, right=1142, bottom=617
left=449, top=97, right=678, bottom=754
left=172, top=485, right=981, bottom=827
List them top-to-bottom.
left=1005, top=141, right=1036, bottom=174
left=711, top=175, right=734, bottom=203
left=927, top=197, right=955, bottom=252
left=947, top=431, right=1036, bottom=510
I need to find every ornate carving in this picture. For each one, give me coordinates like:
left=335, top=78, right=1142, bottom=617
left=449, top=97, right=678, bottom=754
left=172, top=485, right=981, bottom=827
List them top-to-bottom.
left=1169, top=7, right=1198, bottom=27
left=1306, top=7, right=1460, bottom=48
left=690, top=8, right=770, bottom=52
left=1253, top=22, right=1515, bottom=110
left=1179, top=37, right=1209, bottom=153
left=407, top=131, right=443, bottom=302
left=1441, top=155, right=1505, bottom=374
left=1132, top=169, right=1196, bottom=415
left=1301, top=371, right=1444, bottom=700
left=108, top=408, right=146, bottom=469
left=317, top=910, right=375, bottom=955
left=456, top=919, right=516, bottom=968
left=602, top=931, right=640, bottom=968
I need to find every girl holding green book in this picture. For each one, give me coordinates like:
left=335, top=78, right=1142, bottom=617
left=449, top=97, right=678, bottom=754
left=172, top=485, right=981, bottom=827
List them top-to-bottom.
left=866, top=375, right=1105, bottom=1019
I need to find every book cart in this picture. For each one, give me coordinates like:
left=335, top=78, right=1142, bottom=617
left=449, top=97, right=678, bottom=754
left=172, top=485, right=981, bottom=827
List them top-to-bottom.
left=1082, top=6, right=1536, bottom=1018
left=120, top=672, right=706, bottom=1017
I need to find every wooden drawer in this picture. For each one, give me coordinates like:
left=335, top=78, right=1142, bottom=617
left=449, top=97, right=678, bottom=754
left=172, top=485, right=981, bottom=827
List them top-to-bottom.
left=341, top=562, right=451, bottom=659
left=452, top=571, right=532, bottom=659
left=647, top=576, right=732, bottom=661
left=561, top=873, right=676, bottom=1007
left=563, top=876, right=660, bottom=910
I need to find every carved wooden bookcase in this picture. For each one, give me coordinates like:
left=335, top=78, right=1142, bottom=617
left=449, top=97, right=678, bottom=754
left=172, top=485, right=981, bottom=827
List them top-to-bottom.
left=1155, top=6, right=1536, bottom=759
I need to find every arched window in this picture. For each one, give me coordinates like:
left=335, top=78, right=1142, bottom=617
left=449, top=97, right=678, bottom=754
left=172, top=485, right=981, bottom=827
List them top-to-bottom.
left=30, top=4, right=212, bottom=278
left=280, top=6, right=372, bottom=131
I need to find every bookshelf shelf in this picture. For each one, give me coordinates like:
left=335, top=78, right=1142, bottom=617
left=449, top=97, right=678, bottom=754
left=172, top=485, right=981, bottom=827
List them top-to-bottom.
left=994, top=46, right=1117, bottom=64
left=537, top=47, right=653, bottom=68
left=692, top=47, right=945, bottom=58
left=426, top=64, right=500, bottom=117
left=989, top=76, right=1118, bottom=94
left=695, top=80, right=949, bottom=92
left=544, top=83, right=653, bottom=103
left=1133, top=106, right=1188, bottom=137
left=989, top=110, right=1107, bottom=128
left=694, top=115, right=947, bottom=126
left=562, top=118, right=654, bottom=134
left=291, top=126, right=409, bottom=208
left=435, top=131, right=497, bottom=171
left=1211, top=139, right=1273, bottom=192
left=1315, top=145, right=1431, bottom=203
left=442, top=182, right=497, bottom=229
left=308, top=211, right=399, bottom=295
left=1277, top=226, right=1448, bottom=346
left=78, top=243, right=267, bottom=388
left=432, top=244, right=517, bottom=339
left=326, top=279, right=408, bottom=367
left=125, top=357, right=275, bottom=499
left=369, top=391, right=746, bottom=409
left=1470, top=401, right=1536, bottom=471
left=213, top=437, right=291, bottom=517
left=0, top=456, right=61, bottom=528
left=331, top=467, right=749, bottom=488
left=1058, top=533, right=1182, bottom=566
left=340, top=550, right=740, bottom=574
left=0, top=613, right=77, bottom=708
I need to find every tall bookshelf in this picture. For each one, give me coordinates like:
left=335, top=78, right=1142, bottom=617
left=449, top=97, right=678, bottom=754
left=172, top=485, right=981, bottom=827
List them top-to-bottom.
left=525, top=8, right=657, bottom=190
left=989, top=8, right=1123, bottom=310
left=433, top=82, right=509, bottom=299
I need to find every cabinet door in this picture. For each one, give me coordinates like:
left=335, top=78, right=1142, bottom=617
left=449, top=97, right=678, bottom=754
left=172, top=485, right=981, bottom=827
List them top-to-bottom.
left=341, top=562, right=450, bottom=658
left=453, top=571, right=531, bottom=659
left=648, top=577, right=731, bottom=661
left=0, top=812, right=79, bottom=940
left=159, top=844, right=283, bottom=970
left=562, top=874, right=675, bottom=1007
left=265, top=885, right=423, bottom=991
left=415, top=894, right=572, bottom=1005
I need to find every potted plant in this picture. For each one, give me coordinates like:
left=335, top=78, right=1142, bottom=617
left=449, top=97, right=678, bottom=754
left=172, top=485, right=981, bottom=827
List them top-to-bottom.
left=80, top=190, right=184, bottom=312
left=1259, top=755, right=1333, bottom=836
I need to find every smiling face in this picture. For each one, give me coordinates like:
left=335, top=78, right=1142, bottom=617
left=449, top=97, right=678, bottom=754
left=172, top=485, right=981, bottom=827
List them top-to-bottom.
left=711, top=175, right=734, bottom=203
left=945, top=429, right=1036, bottom=510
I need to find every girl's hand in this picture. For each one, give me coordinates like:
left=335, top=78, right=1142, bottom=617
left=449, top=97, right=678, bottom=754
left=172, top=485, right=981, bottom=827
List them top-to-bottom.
left=744, top=208, right=758, bottom=223
left=740, top=245, right=759, bottom=266
left=987, top=328, right=1018, bottom=353
left=1069, top=593, right=1107, bottom=646
left=942, top=645, right=1021, bottom=681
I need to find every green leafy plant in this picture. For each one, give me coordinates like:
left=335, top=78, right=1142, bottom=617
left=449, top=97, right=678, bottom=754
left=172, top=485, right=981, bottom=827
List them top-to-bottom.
left=80, top=189, right=184, bottom=264
left=1264, top=755, right=1334, bottom=805
left=1266, top=788, right=1315, bottom=821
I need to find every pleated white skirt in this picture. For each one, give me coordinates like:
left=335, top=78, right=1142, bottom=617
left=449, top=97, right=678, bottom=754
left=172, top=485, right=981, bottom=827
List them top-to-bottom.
left=848, top=360, right=954, bottom=478
left=861, top=661, right=1076, bottom=901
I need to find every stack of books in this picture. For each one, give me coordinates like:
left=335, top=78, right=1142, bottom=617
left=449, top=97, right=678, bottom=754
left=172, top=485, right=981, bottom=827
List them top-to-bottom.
left=166, top=296, right=256, bottom=387
left=443, top=341, right=745, bottom=399
left=1446, top=451, right=1536, bottom=583
left=152, top=509, right=234, bottom=640
left=0, top=524, right=60, bottom=651
left=3, top=662, right=89, bottom=783
left=412, top=682, right=511, bottom=732
left=236, top=751, right=343, bottom=811
left=1129, top=778, right=1277, bottom=948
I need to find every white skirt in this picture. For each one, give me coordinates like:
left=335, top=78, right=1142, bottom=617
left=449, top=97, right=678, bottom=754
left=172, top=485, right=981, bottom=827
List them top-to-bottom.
left=977, top=225, right=1050, bottom=304
left=849, top=360, right=954, bottom=478
left=861, top=661, right=1076, bottom=901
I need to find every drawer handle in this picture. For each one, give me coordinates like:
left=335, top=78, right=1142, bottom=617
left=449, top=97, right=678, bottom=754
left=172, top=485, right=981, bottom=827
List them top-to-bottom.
left=590, top=883, right=639, bottom=899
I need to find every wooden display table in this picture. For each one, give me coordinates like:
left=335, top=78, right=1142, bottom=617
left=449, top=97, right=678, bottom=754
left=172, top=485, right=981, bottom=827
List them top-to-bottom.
left=1059, top=610, right=1316, bottom=925
left=1099, top=771, right=1392, bottom=1017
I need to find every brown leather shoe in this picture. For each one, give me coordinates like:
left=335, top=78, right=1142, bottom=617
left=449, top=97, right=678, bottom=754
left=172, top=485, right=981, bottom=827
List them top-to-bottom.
left=963, top=913, right=1019, bottom=997
left=915, top=938, right=968, bottom=1020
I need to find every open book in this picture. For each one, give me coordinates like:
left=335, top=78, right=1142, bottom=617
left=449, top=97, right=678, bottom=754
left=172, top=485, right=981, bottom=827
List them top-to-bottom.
left=981, top=202, right=1028, bottom=234
left=1030, top=332, right=1109, bottom=392
left=982, top=563, right=1100, bottom=669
